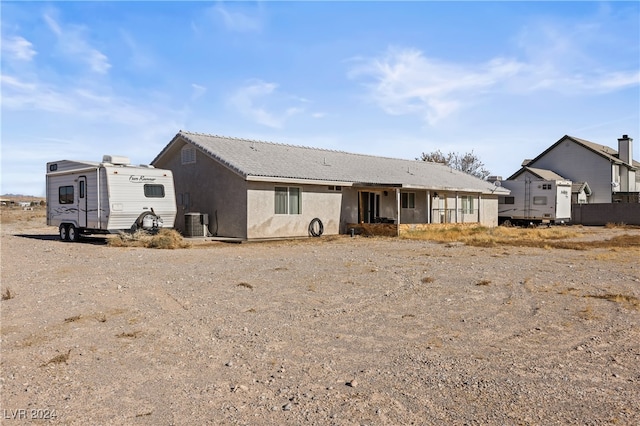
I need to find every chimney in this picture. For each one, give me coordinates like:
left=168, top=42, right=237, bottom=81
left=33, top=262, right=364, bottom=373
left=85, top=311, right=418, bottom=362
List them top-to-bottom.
left=618, top=134, right=633, bottom=165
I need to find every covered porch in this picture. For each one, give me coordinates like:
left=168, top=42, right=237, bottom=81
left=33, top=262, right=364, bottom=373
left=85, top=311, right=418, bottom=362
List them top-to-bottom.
left=345, top=184, right=484, bottom=237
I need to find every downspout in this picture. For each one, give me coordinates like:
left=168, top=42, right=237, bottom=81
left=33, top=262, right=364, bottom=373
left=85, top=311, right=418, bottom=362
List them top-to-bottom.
left=396, top=188, right=401, bottom=236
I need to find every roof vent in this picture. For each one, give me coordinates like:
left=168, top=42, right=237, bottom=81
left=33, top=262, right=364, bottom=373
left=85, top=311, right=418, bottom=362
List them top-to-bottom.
left=102, top=155, right=131, bottom=165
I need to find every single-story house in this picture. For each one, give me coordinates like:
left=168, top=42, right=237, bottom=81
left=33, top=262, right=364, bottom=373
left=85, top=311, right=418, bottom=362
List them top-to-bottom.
left=151, top=131, right=509, bottom=240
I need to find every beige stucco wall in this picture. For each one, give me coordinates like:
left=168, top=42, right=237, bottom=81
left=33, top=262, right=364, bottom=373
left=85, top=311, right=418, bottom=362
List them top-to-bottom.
left=153, top=140, right=248, bottom=238
left=246, top=182, right=343, bottom=239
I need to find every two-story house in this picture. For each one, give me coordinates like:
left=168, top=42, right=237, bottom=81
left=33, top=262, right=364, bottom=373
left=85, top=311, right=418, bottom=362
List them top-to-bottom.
left=508, top=134, right=638, bottom=204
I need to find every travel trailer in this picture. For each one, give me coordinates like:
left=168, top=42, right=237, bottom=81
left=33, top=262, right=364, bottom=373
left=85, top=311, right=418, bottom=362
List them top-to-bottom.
left=46, top=155, right=177, bottom=241
left=494, top=178, right=572, bottom=226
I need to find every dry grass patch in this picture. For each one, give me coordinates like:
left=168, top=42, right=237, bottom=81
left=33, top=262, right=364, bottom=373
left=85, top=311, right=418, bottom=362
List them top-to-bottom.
left=402, top=225, right=638, bottom=250
left=108, top=229, right=191, bottom=249
left=421, top=276, right=435, bottom=284
left=476, top=279, right=491, bottom=286
left=237, top=282, right=253, bottom=290
left=584, top=293, right=640, bottom=311
left=577, top=305, right=600, bottom=320
left=64, top=315, right=81, bottom=323
left=116, top=331, right=142, bottom=338
left=40, top=349, right=72, bottom=367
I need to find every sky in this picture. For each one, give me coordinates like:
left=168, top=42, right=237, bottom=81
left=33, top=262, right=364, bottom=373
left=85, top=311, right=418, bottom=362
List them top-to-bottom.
left=1, top=1, right=639, bottom=197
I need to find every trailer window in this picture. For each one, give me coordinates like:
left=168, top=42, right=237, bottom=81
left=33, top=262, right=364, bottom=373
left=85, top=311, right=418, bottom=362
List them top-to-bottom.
left=79, top=180, right=85, bottom=198
left=144, top=184, right=165, bottom=198
left=59, top=186, right=74, bottom=204
left=501, top=196, right=515, bottom=204
left=533, top=196, right=547, bottom=205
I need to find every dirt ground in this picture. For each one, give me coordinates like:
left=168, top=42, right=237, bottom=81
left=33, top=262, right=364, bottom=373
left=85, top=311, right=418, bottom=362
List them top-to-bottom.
left=1, top=208, right=639, bottom=425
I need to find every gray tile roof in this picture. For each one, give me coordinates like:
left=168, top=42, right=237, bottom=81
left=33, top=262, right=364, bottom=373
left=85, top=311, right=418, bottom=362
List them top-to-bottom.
left=154, top=131, right=507, bottom=194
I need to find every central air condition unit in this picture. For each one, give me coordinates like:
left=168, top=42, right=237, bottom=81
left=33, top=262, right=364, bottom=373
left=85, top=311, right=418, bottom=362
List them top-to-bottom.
left=184, top=212, right=209, bottom=237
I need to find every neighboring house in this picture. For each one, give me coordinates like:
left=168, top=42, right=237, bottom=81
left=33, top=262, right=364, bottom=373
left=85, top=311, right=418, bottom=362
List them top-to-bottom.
left=151, top=131, right=509, bottom=240
left=508, top=134, right=638, bottom=204
left=571, top=182, right=592, bottom=205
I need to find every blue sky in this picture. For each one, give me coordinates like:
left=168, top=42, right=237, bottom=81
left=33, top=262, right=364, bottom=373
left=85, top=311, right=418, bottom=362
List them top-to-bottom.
left=2, top=1, right=639, bottom=196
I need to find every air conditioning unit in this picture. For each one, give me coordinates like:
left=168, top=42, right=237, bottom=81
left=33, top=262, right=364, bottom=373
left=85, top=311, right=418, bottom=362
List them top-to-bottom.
left=184, top=213, right=208, bottom=237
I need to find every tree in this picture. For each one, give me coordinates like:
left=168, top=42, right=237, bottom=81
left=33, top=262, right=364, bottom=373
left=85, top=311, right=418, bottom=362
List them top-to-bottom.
left=418, top=149, right=491, bottom=179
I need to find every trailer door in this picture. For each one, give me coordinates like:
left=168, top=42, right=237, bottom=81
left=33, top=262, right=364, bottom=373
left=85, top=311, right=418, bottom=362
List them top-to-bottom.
left=78, top=176, right=87, bottom=228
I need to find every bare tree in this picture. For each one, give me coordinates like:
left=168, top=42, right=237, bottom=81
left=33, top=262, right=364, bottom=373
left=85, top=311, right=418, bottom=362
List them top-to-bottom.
left=419, top=149, right=491, bottom=179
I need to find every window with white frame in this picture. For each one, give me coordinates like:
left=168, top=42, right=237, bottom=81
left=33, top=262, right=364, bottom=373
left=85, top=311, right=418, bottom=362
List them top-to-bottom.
left=181, top=146, right=196, bottom=165
left=275, top=187, right=301, bottom=214
left=401, top=192, right=415, bottom=209
left=461, top=195, right=474, bottom=214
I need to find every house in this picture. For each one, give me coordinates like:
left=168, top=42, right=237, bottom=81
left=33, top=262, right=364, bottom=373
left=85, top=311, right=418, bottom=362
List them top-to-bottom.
left=151, top=131, right=509, bottom=240
left=508, top=134, right=639, bottom=204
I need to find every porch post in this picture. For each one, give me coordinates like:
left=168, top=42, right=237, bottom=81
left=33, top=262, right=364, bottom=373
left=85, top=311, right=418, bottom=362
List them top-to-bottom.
left=426, top=190, right=431, bottom=224
left=455, top=192, right=459, bottom=223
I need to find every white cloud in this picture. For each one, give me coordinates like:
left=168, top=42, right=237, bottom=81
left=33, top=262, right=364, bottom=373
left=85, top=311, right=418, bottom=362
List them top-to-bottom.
left=213, top=4, right=263, bottom=33
left=43, top=12, right=111, bottom=74
left=349, top=28, right=639, bottom=125
left=2, top=36, right=37, bottom=61
left=349, top=48, right=523, bottom=125
left=229, top=80, right=304, bottom=128
left=191, top=83, right=207, bottom=100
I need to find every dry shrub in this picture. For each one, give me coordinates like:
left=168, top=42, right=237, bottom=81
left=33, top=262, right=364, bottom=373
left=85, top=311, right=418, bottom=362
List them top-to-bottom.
left=108, top=229, right=191, bottom=249
left=421, top=276, right=435, bottom=284
left=476, top=280, right=491, bottom=286
left=2, top=288, right=14, bottom=301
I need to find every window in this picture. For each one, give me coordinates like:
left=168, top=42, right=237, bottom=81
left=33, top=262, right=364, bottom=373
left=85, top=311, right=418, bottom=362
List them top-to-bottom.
left=181, top=146, right=196, bottom=165
left=79, top=180, right=85, bottom=198
left=144, top=184, right=165, bottom=198
left=541, top=184, right=552, bottom=190
left=328, top=185, right=342, bottom=191
left=59, top=186, right=74, bottom=204
left=275, top=186, right=301, bottom=214
left=401, top=192, right=415, bottom=209
left=461, top=195, right=474, bottom=214
left=502, top=196, right=515, bottom=204
left=533, top=196, right=547, bottom=205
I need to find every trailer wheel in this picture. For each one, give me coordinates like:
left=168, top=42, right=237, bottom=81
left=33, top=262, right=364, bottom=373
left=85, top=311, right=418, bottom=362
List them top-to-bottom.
left=59, top=224, right=69, bottom=241
left=67, top=224, right=79, bottom=242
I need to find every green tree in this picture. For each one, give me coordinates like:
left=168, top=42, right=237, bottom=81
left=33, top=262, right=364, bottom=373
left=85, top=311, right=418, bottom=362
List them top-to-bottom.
left=419, top=149, right=491, bottom=179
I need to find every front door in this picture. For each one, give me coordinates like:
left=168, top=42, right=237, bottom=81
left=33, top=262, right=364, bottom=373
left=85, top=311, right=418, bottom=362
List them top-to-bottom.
left=78, top=176, right=87, bottom=228
left=359, top=191, right=380, bottom=223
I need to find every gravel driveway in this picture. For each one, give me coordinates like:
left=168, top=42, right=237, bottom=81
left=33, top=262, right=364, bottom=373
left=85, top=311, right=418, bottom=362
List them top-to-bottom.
left=1, top=210, right=639, bottom=425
